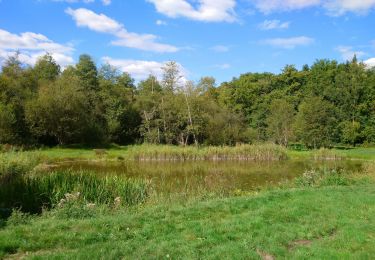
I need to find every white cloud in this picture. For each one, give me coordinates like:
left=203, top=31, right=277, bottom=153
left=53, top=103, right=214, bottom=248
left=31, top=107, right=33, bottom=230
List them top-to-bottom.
left=52, top=0, right=112, bottom=5
left=52, top=0, right=95, bottom=3
left=147, top=0, right=236, bottom=22
left=252, top=0, right=375, bottom=15
left=253, top=0, right=320, bottom=13
left=324, top=0, right=375, bottom=15
left=66, top=8, right=178, bottom=52
left=156, top=19, right=168, bottom=26
left=258, top=19, right=290, bottom=30
left=0, top=29, right=74, bottom=67
left=261, top=36, right=314, bottom=49
left=211, top=45, right=230, bottom=52
left=336, top=45, right=366, bottom=60
left=102, top=57, right=187, bottom=81
left=364, top=58, right=375, bottom=67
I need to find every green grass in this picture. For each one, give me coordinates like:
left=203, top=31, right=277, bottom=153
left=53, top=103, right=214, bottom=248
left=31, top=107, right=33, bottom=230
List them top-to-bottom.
left=30, top=144, right=288, bottom=162
left=7, top=145, right=373, bottom=163
left=287, top=147, right=375, bottom=161
left=1, top=183, right=375, bottom=259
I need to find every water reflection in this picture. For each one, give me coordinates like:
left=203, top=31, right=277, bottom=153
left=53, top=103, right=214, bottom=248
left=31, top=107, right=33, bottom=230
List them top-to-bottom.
left=55, top=160, right=363, bottom=195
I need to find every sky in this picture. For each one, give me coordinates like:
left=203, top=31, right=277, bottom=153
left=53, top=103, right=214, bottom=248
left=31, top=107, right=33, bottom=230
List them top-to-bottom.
left=0, top=0, right=375, bottom=83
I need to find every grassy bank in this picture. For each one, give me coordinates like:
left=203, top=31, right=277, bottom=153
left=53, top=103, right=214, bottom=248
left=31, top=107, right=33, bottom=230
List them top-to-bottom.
left=22, top=144, right=287, bottom=162
left=5, top=145, right=373, bottom=163
left=0, top=146, right=374, bottom=258
left=288, top=147, right=375, bottom=161
left=1, top=182, right=375, bottom=259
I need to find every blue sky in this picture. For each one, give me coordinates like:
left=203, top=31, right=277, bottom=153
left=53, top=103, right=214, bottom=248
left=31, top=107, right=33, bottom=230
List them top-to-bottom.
left=0, top=0, right=375, bottom=83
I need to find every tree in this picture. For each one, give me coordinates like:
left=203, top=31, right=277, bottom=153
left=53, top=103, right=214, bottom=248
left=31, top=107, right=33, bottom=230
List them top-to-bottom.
left=33, top=54, right=60, bottom=82
left=75, top=54, right=99, bottom=91
left=162, top=61, right=182, bottom=92
left=26, top=76, right=92, bottom=145
left=294, top=96, right=338, bottom=148
left=266, top=99, right=295, bottom=146
left=0, top=103, right=16, bottom=143
left=341, top=121, right=361, bottom=146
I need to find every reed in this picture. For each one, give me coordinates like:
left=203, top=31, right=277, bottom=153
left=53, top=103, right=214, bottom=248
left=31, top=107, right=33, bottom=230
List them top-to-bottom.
left=129, top=143, right=287, bottom=161
left=312, top=148, right=345, bottom=160
left=0, top=151, right=40, bottom=176
left=0, top=170, right=149, bottom=215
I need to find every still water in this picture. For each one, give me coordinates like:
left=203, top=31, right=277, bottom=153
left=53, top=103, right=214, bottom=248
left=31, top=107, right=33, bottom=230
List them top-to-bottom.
left=54, top=159, right=363, bottom=196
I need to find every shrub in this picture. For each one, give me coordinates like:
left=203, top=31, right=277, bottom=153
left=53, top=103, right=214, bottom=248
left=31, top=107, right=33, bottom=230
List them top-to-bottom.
left=295, top=168, right=351, bottom=187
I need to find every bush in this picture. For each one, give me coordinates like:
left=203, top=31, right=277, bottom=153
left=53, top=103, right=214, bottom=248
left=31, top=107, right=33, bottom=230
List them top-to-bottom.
left=295, top=168, right=351, bottom=187
left=6, top=209, right=32, bottom=226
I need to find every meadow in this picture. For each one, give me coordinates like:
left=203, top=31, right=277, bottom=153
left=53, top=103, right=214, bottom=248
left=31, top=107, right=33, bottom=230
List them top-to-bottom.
left=0, top=145, right=374, bottom=259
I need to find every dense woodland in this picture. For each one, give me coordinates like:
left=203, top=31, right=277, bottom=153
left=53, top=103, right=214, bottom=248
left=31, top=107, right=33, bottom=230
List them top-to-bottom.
left=0, top=53, right=374, bottom=148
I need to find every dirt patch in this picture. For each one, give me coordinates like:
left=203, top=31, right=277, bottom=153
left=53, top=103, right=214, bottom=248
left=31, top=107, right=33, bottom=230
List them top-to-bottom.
left=256, top=249, right=275, bottom=260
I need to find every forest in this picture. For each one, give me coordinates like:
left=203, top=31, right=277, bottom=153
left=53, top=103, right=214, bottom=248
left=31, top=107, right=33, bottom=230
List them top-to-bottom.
left=0, top=53, right=374, bottom=148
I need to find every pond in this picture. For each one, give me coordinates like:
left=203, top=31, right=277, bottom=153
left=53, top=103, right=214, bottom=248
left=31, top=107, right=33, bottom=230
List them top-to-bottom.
left=54, top=159, right=363, bottom=197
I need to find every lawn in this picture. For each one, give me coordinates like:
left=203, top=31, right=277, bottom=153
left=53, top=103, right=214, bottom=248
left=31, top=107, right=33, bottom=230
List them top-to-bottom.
left=1, top=183, right=375, bottom=259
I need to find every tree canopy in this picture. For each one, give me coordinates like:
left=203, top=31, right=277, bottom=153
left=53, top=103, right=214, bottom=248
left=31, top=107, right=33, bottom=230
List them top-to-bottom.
left=0, top=53, right=374, bottom=147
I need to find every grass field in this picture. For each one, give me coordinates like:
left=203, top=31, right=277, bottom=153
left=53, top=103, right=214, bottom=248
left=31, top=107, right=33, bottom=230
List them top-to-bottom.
left=1, top=183, right=375, bottom=259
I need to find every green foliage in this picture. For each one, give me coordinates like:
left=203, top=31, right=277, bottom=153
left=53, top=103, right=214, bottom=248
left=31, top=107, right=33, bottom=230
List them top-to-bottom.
left=0, top=52, right=374, bottom=147
left=33, top=54, right=60, bottom=82
left=25, top=77, right=91, bottom=145
left=294, top=96, right=338, bottom=148
left=266, top=98, right=295, bottom=146
left=0, top=103, right=16, bottom=143
left=129, top=143, right=287, bottom=161
left=295, top=168, right=351, bottom=187
left=0, top=169, right=149, bottom=215
left=6, top=209, right=32, bottom=226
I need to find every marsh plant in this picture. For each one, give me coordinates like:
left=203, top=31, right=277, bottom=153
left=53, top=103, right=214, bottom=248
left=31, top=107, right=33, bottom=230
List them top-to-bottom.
left=130, top=143, right=287, bottom=161
left=312, top=148, right=345, bottom=161
left=0, top=152, right=40, bottom=176
left=296, top=168, right=352, bottom=187
left=0, top=170, right=149, bottom=216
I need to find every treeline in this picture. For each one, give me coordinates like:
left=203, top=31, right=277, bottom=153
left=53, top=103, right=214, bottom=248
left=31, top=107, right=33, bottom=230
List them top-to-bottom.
left=0, top=53, right=374, bottom=148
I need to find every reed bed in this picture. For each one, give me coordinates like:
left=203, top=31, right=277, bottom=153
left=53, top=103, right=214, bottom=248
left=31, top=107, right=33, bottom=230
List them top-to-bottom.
left=129, top=143, right=287, bottom=161
left=312, top=148, right=345, bottom=161
left=0, top=151, right=40, bottom=176
left=0, top=170, right=149, bottom=215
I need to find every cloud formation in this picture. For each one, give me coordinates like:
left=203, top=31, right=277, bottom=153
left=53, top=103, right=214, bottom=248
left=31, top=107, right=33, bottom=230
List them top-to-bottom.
left=52, top=0, right=110, bottom=5
left=147, top=0, right=236, bottom=22
left=252, top=0, right=375, bottom=15
left=66, top=8, right=178, bottom=52
left=258, top=20, right=290, bottom=30
left=0, top=28, right=74, bottom=67
left=261, top=36, right=314, bottom=49
left=335, top=45, right=365, bottom=61
left=102, top=57, right=187, bottom=81
left=364, top=57, right=375, bottom=67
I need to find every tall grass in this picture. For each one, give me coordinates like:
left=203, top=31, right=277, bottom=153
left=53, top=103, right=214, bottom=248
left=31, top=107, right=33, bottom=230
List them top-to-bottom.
left=129, top=143, right=287, bottom=161
left=312, top=148, right=345, bottom=161
left=0, top=152, right=40, bottom=176
left=0, top=170, right=149, bottom=216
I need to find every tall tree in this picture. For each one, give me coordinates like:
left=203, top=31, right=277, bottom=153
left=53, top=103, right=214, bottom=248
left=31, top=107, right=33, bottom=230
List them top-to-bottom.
left=33, top=54, right=60, bottom=82
left=294, top=96, right=338, bottom=148
left=266, top=99, right=295, bottom=146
